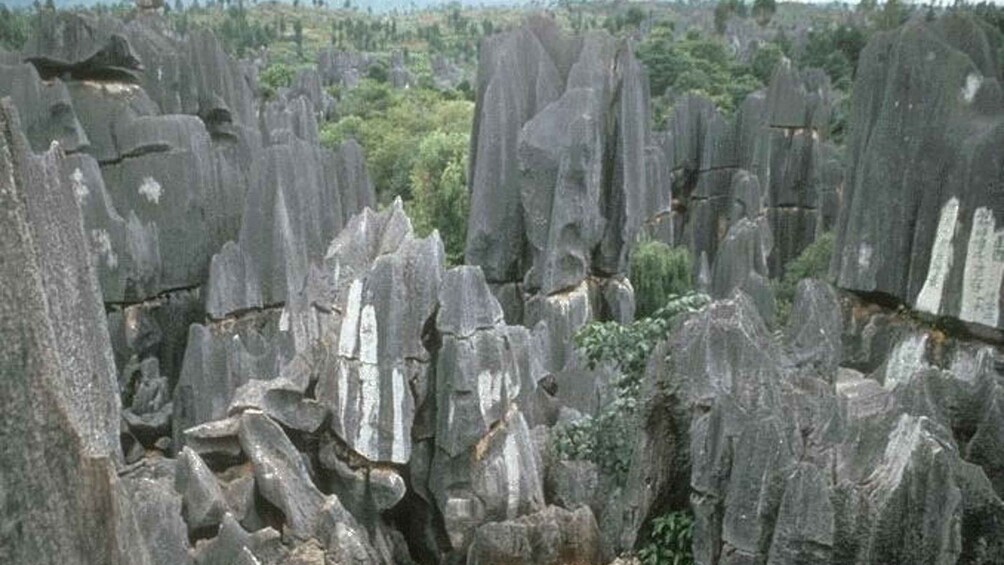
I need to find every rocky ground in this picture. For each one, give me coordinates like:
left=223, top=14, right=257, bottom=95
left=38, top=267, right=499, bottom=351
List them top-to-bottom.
left=0, top=4, right=1002, bottom=565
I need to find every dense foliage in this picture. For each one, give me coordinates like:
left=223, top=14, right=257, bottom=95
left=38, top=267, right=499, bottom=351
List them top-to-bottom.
left=0, top=4, right=31, bottom=51
left=637, top=25, right=763, bottom=120
left=405, top=130, right=469, bottom=264
left=774, top=231, right=834, bottom=321
left=630, top=240, right=693, bottom=319
left=554, top=293, right=711, bottom=485
left=637, top=511, right=695, bottom=565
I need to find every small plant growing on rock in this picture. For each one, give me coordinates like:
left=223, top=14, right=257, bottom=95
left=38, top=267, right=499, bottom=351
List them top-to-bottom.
left=774, top=232, right=834, bottom=322
left=629, top=241, right=694, bottom=321
left=554, top=293, right=711, bottom=485
left=637, top=511, right=694, bottom=565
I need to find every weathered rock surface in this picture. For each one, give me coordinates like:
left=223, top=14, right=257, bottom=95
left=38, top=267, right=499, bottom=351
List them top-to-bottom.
left=833, top=13, right=1004, bottom=333
left=655, top=57, right=841, bottom=281
left=0, top=100, right=157, bottom=565
left=612, top=289, right=1004, bottom=564
left=466, top=505, right=602, bottom=565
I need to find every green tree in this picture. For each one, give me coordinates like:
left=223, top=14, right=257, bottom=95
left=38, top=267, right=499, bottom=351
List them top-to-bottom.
left=0, top=4, right=31, bottom=51
left=293, top=18, right=303, bottom=59
left=638, top=25, right=763, bottom=116
left=258, top=62, right=294, bottom=98
left=406, top=131, right=470, bottom=265
left=630, top=241, right=693, bottom=319
left=638, top=511, right=695, bottom=565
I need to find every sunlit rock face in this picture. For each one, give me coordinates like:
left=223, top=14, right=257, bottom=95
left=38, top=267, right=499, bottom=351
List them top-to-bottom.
left=833, top=12, right=1004, bottom=334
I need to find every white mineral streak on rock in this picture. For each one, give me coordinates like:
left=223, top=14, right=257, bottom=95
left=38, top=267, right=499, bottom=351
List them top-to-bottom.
left=962, top=73, right=983, bottom=103
left=70, top=167, right=88, bottom=201
left=138, top=176, right=162, bottom=204
left=916, top=197, right=959, bottom=315
left=960, top=207, right=1004, bottom=328
left=90, top=228, right=117, bottom=269
left=858, top=242, right=873, bottom=271
left=338, top=279, right=363, bottom=357
left=357, top=304, right=380, bottom=458
left=883, top=333, right=928, bottom=390
left=391, top=366, right=408, bottom=463
left=478, top=369, right=503, bottom=426
left=503, top=431, right=522, bottom=518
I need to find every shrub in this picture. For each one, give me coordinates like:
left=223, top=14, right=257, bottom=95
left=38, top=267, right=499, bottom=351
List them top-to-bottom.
left=259, top=63, right=295, bottom=96
left=406, top=130, right=469, bottom=265
left=774, top=232, right=835, bottom=321
left=630, top=241, right=693, bottom=319
left=555, top=293, right=711, bottom=485
left=637, top=511, right=695, bottom=565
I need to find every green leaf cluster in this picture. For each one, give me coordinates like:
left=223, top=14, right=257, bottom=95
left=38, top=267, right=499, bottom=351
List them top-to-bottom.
left=0, top=4, right=31, bottom=51
left=637, top=26, right=763, bottom=120
left=318, top=80, right=472, bottom=261
left=774, top=231, right=834, bottom=322
left=630, top=241, right=693, bottom=319
left=554, top=293, right=711, bottom=486
left=637, top=511, right=695, bottom=565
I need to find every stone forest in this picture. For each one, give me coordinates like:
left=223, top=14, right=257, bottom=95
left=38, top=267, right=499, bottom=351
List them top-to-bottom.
left=0, top=0, right=1003, bottom=563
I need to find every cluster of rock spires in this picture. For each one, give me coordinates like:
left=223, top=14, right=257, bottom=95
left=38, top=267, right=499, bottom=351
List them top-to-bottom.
left=1, top=7, right=1003, bottom=565
left=648, top=52, right=842, bottom=323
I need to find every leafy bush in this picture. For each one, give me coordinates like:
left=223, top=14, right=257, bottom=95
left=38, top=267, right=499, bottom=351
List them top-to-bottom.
left=0, top=4, right=31, bottom=51
left=638, top=26, right=763, bottom=117
left=750, top=42, right=785, bottom=84
left=259, top=63, right=295, bottom=98
left=321, top=81, right=472, bottom=204
left=406, top=130, right=469, bottom=265
left=774, top=232, right=834, bottom=321
left=630, top=241, right=693, bottom=319
left=555, top=293, right=711, bottom=485
left=637, top=511, right=695, bottom=565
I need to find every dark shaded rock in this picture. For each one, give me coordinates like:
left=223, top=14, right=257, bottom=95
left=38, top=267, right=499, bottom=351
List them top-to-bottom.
left=23, top=12, right=142, bottom=81
left=833, top=13, right=1004, bottom=332
left=466, top=18, right=653, bottom=295
left=0, top=63, right=89, bottom=153
left=0, top=100, right=150, bottom=565
left=173, top=317, right=293, bottom=447
left=120, top=458, right=194, bottom=565
left=546, top=460, right=602, bottom=515
left=193, top=513, right=287, bottom=565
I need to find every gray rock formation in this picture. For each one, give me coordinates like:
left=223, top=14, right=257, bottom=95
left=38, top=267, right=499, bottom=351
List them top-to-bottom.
left=833, top=13, right=1004, bottom=333
left=466, top=18, right=651, bottom=294
left=655, top=57, right=841, bottom=281
left=0, top=100, right=159, bottom=565
left=612, top=289, right=1004, bottom=563
left=466, top=506, right=602, bottom=565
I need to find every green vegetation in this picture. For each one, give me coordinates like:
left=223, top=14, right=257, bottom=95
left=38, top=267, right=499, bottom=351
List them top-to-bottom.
left=0, top=4, right=31, bottom=51
left=637, top=24, right=763, bottom=121
left=258, top=62, right=295, bottom=99
left=406, top=130, right=469, bottom=264
left=774, top=232, right=834, bottom=321
left=630, top=241, right=693, bottom=319
left=553, top=292, right=711, bottom=485
left=637, top=511, right=695, bottom=565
